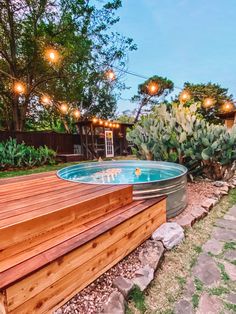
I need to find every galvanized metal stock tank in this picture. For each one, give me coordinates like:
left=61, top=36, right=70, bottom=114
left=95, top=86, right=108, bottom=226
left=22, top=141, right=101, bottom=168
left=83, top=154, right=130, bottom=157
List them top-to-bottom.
left=57, top=160, right=188, bottom=219
left=131, top=161, right=188, bottom=218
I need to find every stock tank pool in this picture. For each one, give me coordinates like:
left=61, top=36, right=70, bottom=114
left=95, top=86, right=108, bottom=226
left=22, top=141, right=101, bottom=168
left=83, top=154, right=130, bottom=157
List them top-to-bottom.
left=57, top=160, right=188, bottom=218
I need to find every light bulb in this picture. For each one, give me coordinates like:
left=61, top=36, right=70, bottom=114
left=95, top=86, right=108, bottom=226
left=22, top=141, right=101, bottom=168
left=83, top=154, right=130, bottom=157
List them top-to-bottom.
left=13, top=82, right=26, bottom=94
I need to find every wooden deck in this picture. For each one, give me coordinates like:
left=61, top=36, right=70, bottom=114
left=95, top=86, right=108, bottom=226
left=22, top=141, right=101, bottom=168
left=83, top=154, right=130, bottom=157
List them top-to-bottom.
left=0, top=172, right=166, bottom=313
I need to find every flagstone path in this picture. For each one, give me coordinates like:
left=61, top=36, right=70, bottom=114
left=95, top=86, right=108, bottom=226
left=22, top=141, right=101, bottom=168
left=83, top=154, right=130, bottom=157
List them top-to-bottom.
left=174, top=205, right=236, bottom=314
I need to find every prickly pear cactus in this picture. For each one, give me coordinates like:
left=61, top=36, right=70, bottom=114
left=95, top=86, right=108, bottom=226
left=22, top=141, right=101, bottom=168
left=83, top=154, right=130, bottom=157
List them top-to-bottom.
left=127, top=103, right=236, bottom=179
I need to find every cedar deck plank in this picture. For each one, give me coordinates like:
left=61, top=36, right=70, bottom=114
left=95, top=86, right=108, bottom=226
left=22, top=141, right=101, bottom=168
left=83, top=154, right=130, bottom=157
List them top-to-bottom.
left=0, top=171, right=55, bottom=185
left=0, top=184, right=129, bottom=228
left=0, top=184, right=108, bottom=219
left=0, top=185, right=132, bottom=252
left=0, top=198, right=164, bottom=289
left=8, top=200, right=166, bottom=314
left=0, top=201, right=143, bottom=271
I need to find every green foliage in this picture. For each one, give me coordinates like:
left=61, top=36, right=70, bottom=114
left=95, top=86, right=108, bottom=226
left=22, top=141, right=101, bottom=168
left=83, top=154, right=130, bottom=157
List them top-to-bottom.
left=0, top=0, right=136, bottom=132
left=132, top=75, right=174, bottom=123
left=179, top=82, right=233, bottom=124
left=127, top=103, right=236, bottom=179
left=0, top=138, right=56, bottom=170
left=224, top=242, right=236, bottom=250
left=128, top=286, right=146, bottom=313
left=192, top=294, right=200, bottom=308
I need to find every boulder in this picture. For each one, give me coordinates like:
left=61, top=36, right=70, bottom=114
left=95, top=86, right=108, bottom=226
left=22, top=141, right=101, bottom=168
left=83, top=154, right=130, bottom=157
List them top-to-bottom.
left=152, top=222, right=184, bottom=249
left=138, top=240, right=164, bottom=270
left=132, top=265, right=154, bottom=291
left=113, top=276, right=134, bottom=297
left=102, top=291, right=125, bottom=314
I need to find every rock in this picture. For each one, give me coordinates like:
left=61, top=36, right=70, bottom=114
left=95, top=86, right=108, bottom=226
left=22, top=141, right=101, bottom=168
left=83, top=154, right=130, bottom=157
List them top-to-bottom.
left=213, top=181, right=226, bottom=187
left=213, top=181, right=224, bottom=187
left=220, top=185, right=229, bottom=193
left=201, top=198, right=217, bottom=211
left=228, top=205, right=236, bottom=216
left=191, top=206, right=208, bottom=221
left=176, top=214, right=193, bottom=228
left=224, top=214, right=236, bottom=221
left=215, top=218, right=236, bottom=231
left=152, top=222, right=184, bottom=250
left=212, top=227, right=236, bottom=242
left=202, top=239, right=223, bottom=255
left=138, top=240, right=164, bottom=270
left=224, top=250, right=236, bottom=261
left=192, top=254, right=221, bottom=287
left=222, top=261, right=236, bottom=281
left=132, top=265, right=154, bottom=291
left=113, top=276, right=134, bottom=297
left=182, top=278, right=196, bottom=300
left=102, top=291, right=125, bottom=314
left=196, top=292, right=222, bottom=314
left=225, top=293, right=236, bottom=304
left=174, top=299, right=194, bottom=314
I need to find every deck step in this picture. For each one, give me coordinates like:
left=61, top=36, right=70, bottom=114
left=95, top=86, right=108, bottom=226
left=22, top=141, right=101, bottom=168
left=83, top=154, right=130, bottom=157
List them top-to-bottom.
left=0, top=183, right=133, bottom=252
left=0, top=197, right=166, bottom=314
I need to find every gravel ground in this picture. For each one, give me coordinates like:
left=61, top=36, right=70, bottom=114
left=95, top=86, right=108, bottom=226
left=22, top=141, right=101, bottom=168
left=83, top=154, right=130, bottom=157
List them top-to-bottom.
left=55, top=179, right=221, bottom=314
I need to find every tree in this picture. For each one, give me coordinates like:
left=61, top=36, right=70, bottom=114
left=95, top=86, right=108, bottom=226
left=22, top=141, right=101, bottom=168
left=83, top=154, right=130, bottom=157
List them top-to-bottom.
left=0, top=0, right=136, bottom=132
left=133, top=75, right=174, bottom=123
left=179, top=82, right=234, bottom=124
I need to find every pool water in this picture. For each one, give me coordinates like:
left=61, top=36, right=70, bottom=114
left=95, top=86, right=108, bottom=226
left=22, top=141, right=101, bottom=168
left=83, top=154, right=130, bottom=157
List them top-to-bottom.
left=57, top=161, right=185, bottom=185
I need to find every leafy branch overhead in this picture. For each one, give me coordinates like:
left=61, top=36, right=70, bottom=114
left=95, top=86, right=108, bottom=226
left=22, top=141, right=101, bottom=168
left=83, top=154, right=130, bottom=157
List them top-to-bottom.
left=0, top=0, right=136, bottom=132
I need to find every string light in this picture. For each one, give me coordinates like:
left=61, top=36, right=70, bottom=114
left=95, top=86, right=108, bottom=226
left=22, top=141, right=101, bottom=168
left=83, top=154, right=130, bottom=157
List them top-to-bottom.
left=45, top=48, right=60, bottom=63
left=105, top=69, right=116, bottom=81
left=13, top=81, right=26, bottom=94
left=147, top=81, right=159, bottom=96
left=179, top=90, right=191, bottom=104
left=41, top=95, right=51, bottom=106
left=202, top=97, right=215, bottom=109
left=220, top=101, right=235, bottom=113
left=60, top=103, right=68, bottom=114
left=73, top=109, right=80, bottom=119
left=92, top=117, right=98, bottom=123
left=99, top=120, right=103, bottom=125
left=104, top=121, right=109, bottom=126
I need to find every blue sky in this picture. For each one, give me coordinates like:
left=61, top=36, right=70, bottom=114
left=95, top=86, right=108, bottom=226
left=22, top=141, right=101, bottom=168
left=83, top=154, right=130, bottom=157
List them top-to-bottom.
left=114, top=0, right=236, bottom=113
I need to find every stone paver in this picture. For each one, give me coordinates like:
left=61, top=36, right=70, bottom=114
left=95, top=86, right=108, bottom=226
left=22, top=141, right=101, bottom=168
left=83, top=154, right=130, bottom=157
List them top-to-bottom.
left=173, top=204, right=236, bottom=313
left=215, top=218, right=236, bottom=231
left=212, top=227, right=236, bottom=242
left=202, top=239, right=223, bottom=255
left=224, top=250, right=236, bottom=261
left=192, top=254, right=221, bottom=287
left=222, top=261, right=236, bottom=281
left=196, top=293, right=222, bottom=314
left=225, top=293, right=236, bottom=304
left=174, top=299, right=194, bottom=314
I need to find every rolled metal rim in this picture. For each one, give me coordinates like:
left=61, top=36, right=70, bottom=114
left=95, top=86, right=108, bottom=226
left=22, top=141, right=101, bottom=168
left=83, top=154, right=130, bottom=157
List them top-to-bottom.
left=57, top=160, right=188, bottom=185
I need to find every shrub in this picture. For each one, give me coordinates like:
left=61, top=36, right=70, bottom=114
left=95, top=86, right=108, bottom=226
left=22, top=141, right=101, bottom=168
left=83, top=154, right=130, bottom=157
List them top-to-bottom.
left=127, top=103, right=236, bottom=180
left=0, top=138, right=56, bottom=170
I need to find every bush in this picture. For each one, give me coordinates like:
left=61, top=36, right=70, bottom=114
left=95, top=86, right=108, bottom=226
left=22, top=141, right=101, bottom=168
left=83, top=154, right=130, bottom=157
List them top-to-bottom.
left=127, top=103, right=236, bottom=180
left=0, top=138, right=56, bottom=170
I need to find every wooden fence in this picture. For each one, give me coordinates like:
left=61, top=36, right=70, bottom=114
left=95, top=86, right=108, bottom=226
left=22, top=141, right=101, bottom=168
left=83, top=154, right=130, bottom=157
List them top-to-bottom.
left=0, top=131, right=80, bottom=154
